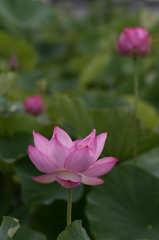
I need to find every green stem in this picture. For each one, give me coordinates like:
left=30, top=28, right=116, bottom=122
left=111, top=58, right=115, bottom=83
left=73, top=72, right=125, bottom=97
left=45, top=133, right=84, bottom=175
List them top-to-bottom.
left=133, top=57, right=139, bottom=166
left=67, top=189, right=72, bottom=227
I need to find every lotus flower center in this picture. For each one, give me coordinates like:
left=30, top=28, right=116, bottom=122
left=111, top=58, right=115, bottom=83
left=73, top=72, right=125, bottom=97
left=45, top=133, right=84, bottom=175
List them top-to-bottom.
left=78, top=144, right=88, bottom=149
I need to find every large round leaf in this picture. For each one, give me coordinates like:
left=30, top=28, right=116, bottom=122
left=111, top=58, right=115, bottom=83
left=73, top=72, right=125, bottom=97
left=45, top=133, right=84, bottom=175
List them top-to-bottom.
left=79, top=92, right=159, bottom=130
left=51, top=95, right=159, bottom=161
left=90, top=108, right=159, bottom=160
left=124, top=147, right=159, bottom=179
left=86, top=166, right=159, bottom=240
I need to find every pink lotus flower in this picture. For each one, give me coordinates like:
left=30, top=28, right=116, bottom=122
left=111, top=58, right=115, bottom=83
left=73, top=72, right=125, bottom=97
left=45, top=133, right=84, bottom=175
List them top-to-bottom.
left=116, top=27, right=152, bottom=58
left=24, top=95, right=43, bottom=116
left=28, top=126, right=118, bottom=188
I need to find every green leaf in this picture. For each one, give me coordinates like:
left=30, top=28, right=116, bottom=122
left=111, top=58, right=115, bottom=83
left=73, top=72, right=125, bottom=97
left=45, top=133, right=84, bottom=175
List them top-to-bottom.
left=0, top=0, right=52, bottom=30
left=0, top=31, right=37, bottom=70
left=69, top=54, right=93, bottom=74
left=79, top=54, right=109, bottom=87
left=0, top=73, right=18, bottom=96
left=79, top=91, right=128, bottom=109
left=80, top=92, right=159, bottom=130
left=52, top=95, right=159, bottom=161
left=52, top=95, right=94, bottom=138
left=124, top=96, right=159, bottom=129
left=90, top=108, right=159, bottom=160
left=0, top=113, right=46, bottom=136
left=0, top=133, right=33, bottom=163
left=124, top=147, right=159, bottom=179
left=14, top=157, right=83, bottom=205
left=86, top=166, right=159, bottom=240
left=0, top=216, right=19, bottom=240
left=0, top=216, right=47, bottom=240
left=57, top=220, right=90, bottom=240
left=13, top=226, right=46, bottom=240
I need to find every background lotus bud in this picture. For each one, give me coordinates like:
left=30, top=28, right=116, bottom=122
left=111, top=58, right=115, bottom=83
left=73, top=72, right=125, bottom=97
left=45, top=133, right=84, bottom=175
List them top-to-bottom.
left=116, top=27, right=152, bottom=58
left=9, top=55, right=19, bottom=70
left=23, top=95, right=43, bottom=116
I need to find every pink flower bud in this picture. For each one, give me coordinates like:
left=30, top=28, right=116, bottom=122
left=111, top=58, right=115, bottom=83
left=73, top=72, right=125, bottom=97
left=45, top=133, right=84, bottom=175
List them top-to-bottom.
left=116, top=27, right=152, bottom=58
left=9, top=55, right=19, bottom=70
left=23, top=95, right=43, bottom=116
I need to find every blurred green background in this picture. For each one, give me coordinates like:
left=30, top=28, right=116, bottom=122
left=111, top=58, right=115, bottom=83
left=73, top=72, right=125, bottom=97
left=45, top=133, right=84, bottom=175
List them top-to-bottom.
left=1, top=1, right=159, bottom=240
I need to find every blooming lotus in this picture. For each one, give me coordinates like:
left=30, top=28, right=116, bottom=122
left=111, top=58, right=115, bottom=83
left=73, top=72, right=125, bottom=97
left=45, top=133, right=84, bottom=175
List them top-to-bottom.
left=116, top=27, right=151, bottom=58
left=28, top=126, right=118, bottom=188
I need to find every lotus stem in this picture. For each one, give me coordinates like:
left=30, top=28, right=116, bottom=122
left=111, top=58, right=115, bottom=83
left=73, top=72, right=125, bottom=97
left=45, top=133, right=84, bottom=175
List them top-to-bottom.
left=133, top=57, right=139, bottom=166
left=67, top=188, right=72, bottom=227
